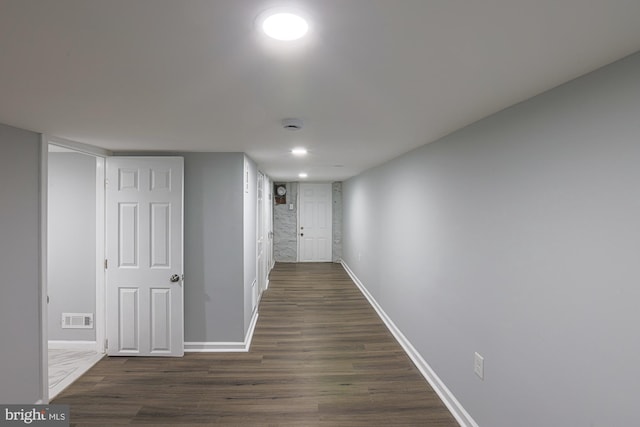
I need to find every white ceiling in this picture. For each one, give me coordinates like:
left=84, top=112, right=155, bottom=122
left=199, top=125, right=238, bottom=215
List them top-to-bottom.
left=1, top=0, right=639, bottom=181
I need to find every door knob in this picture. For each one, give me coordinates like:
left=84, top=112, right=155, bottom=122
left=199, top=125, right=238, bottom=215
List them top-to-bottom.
left=170, top=274, right=181, bottom=283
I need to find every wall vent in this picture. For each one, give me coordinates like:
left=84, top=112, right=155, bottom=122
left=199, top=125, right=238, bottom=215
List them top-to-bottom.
left=61, top=313, right=94, bottom=329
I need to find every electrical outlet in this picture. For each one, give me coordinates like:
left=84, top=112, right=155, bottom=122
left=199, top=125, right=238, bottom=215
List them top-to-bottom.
left=474, top=352, right=484, bottom=380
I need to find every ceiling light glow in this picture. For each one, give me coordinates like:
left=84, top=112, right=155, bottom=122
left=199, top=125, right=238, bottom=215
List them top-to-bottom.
left=262, top=12, right=308, bottom=41
left=292, top=148, right=308, bottom=156
left=298, top=172, right=308, bottom=178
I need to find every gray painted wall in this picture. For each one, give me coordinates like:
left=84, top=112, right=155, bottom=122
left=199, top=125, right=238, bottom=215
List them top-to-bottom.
left=342, top=51, right=640, bottom=426
left=0, top=123, right=43, bottom=403
left=47, top=152, right=96, bottom=341
left=182, top=153, right=245, bottom=342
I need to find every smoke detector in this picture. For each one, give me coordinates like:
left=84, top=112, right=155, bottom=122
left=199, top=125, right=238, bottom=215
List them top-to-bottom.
left=282, top=118, right=304, bottom=131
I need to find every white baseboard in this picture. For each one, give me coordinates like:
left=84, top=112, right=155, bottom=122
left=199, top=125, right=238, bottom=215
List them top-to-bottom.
left=340, top=261, right=479, bottom=427
left=244, top=310, right=259, bottom=349
left=185, top=311, right=259, bottom=353
left=48, top=340, right=99, bottom=351
left=184, top=341, right=248, bottom=352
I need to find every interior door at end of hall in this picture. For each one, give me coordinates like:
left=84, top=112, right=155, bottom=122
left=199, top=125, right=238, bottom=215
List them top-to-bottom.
left=106, top=157, right=184, bottom=357
left=299, top=183, right=332, bottom=262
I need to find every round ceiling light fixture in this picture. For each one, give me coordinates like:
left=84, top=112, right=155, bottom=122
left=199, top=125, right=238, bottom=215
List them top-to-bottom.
left=261, top=11, right=309, bottom=41
left=291, top=147, right=308, bottom=156
left=298, top=172, right=308, bottom=178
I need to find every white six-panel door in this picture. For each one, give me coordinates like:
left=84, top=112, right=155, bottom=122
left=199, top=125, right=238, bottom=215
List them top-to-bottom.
left=106, top=157, right=184, bottom=356
left=298, top=183, right=332, bottom=262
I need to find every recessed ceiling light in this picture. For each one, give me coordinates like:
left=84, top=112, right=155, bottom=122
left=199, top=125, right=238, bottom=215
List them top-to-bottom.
left=262, top=12, right=309, bottom=41
left=292, top=148, right=308, bottom=156
left=299, top=172, right=308, bottom=178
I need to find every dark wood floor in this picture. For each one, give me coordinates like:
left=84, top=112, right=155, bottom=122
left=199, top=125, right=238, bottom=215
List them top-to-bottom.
left=53, top=262, right=458, bottom=426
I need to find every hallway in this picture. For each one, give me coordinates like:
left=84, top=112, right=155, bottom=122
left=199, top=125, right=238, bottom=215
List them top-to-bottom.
left=53, top=262, right=457, bottom=426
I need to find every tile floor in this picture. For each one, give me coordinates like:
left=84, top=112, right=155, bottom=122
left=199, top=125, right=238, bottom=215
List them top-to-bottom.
left=48, top=347, right=104, bottom=399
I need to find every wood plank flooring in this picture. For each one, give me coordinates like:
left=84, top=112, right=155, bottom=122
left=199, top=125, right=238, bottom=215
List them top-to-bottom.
left=53, top=262, right=458, bottom=426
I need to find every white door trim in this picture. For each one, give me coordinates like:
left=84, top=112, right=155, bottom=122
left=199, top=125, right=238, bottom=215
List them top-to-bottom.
left=48, top=135, right=112, bottom=157
left=39, top=136, right=48, bottom=404
left=40, top=137, right=109, bottom=403
left=47, top=144, right=107, bottom=354
left=95, top=157, right=106, bottom=353
left=256, top=171, right=264, bottom=308
left=296, top=183, right=302, bottom=262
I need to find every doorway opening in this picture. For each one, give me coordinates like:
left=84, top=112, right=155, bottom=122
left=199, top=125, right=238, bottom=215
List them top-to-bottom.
left=47, top=143, right=105, bottom=399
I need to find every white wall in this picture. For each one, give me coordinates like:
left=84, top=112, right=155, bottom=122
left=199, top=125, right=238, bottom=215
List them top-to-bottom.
left=342, top=51, right=640, bottom=426
left=0, top=123, right=44, bottom=403
left=47, top=152, right=96, bottom=341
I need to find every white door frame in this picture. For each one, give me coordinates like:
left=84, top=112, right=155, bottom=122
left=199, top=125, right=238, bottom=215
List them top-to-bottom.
left=39, top=136, right=110, bottom=403
left=39, top=137, right=48, bottom=403
left=47, top=138, right=108, bottom=354
left=95, top=156, right=106, bottom=354
left=256, top=171, right=273, bottom=300
left=256, top=171, right=264, bottom=303
left=265, top=177, right=274, bottom=274
left=297, top=182, right=333, bottom=262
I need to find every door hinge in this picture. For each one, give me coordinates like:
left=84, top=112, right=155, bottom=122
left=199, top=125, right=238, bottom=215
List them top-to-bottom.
left=104, top=259, right=108, bottom=269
